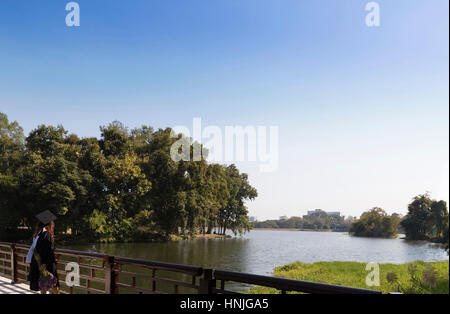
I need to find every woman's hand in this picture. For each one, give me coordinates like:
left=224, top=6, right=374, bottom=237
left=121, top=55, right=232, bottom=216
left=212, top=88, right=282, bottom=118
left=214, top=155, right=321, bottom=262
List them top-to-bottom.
left=40, top=264, right=47, bottom=272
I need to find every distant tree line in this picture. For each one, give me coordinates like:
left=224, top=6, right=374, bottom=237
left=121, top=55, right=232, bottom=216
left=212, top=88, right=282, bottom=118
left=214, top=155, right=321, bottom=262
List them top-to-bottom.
left=0, top=113, right=257, bottom=242
left=252, top=210, right=353, bottom=231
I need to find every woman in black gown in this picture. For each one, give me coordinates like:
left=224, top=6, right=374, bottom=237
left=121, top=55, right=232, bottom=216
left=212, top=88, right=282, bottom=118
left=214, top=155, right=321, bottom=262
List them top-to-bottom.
left=29, top=220, right=60, bottom=294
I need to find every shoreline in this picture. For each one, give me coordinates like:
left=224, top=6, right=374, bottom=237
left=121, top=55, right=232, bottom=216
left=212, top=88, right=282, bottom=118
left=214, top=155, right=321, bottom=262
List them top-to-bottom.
left=251, top=228, right=341, bottom=232
left=193, top=234, right=231, bottom=239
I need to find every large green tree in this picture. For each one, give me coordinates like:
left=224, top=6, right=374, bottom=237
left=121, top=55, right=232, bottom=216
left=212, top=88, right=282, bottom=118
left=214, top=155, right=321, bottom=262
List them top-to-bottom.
left=0, top=113, right=24, bottom=235
left=0, top=113, right=24, bottom=173
left=17, top=125, right=92, bottom=234
left=217, top=165, right=258, bottom=235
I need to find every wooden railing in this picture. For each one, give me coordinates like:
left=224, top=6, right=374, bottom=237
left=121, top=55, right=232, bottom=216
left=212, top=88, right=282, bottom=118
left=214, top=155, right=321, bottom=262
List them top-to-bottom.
left=0, top=242, right=382, bottom=294
left=212, top=270, right=380, bottom=294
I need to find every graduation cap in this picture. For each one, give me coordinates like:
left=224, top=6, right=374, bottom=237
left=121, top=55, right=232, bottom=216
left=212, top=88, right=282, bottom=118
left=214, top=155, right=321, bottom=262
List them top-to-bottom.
left=35, top=210, right=57, bottom=225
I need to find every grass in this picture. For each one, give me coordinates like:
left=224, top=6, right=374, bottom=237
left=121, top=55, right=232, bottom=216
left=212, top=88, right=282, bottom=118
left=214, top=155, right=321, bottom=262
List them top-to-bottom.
left=248, top=261, right=449, bottom=294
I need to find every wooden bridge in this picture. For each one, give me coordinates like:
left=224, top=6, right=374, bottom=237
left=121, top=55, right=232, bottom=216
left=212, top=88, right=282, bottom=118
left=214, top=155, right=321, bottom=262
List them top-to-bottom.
left=0, top=241, right=382, bottom=294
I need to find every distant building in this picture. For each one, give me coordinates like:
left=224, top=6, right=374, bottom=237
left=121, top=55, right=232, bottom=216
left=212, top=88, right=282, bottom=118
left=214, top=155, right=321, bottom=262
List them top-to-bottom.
left=306, top=209, right=340, bottom=216
left=249, top=216, right=257, bottom=223
left=279, top=216, right=289, bottom=220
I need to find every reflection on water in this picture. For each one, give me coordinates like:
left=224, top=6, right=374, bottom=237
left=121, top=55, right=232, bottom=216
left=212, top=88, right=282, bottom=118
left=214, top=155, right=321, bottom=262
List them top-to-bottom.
left=63, top=230, right=448, bottom=277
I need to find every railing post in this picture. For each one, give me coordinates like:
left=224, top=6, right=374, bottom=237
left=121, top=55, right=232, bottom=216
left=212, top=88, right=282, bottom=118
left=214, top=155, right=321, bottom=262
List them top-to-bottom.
left=10, top=243, right=18, bottom=284
left=104, top=255, right=117, bottom=294
left=198, top=268, right=215, bottom=294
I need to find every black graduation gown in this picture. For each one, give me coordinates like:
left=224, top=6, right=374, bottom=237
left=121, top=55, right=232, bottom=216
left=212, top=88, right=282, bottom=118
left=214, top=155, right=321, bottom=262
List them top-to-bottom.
left=28, top=231, right=60, bottom=291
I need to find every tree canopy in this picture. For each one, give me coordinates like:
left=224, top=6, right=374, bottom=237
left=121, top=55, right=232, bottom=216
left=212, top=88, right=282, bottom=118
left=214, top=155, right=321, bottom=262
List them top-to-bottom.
left=0, top=113, right=257, bottom=242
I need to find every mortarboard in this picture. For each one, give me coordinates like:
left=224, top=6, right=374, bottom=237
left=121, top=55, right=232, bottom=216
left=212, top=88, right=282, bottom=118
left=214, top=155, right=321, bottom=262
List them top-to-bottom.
left=35, top=210, right=57, bottom=225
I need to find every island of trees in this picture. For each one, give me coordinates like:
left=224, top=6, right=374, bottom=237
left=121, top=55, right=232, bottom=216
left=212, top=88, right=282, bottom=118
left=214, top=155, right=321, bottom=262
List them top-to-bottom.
left=0, top=113, right=257, bottom=243
left=349, top=208, right=402, bottom=238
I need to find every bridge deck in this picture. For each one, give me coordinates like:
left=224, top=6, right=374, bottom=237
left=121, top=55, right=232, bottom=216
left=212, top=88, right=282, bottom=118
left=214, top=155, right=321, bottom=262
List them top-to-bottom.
left=0, top=276, right=36, bottom=294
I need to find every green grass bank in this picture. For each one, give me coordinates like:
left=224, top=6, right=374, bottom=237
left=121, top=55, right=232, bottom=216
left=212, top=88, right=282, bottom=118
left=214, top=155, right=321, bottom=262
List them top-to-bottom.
left=249, top=261, right=449, bottom=294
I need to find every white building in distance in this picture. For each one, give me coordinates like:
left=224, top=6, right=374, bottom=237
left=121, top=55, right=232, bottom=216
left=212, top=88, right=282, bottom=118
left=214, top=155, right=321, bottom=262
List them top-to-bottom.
left=306, top=209, right=341, bottom=216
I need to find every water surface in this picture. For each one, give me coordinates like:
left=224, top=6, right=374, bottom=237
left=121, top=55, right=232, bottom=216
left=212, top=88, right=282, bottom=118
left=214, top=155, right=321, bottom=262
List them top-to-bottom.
left=63, top=230, right=448, bottom=276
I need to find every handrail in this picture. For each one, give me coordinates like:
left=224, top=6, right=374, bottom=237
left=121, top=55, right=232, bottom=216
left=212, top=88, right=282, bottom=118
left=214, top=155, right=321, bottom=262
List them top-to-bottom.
left=2, top=243, right=106, bottom=259
left=55, top=248, right=107, bottom=259
left=114, top=256, right=203, bottom=276
left=213, top=269, right=381, bottom=294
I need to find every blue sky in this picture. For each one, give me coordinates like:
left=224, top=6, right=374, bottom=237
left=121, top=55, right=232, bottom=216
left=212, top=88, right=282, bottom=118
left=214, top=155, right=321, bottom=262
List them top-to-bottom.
left=1, top=0, right=448, bottom=219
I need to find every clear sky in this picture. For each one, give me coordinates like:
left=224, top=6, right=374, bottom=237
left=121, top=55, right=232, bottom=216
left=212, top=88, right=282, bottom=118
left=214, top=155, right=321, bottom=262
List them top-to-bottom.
left=1, top=0, right=448, bottom=220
